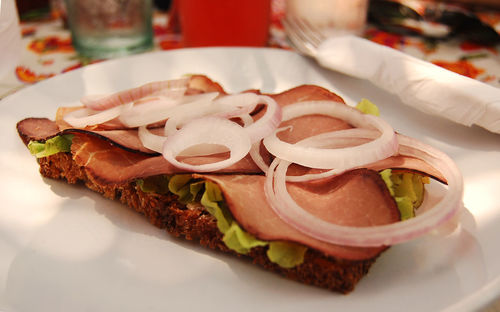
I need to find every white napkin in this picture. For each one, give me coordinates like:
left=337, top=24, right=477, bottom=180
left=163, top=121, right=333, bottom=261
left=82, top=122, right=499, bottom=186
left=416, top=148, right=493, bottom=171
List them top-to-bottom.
left=316, top=36, right=500, bottom=134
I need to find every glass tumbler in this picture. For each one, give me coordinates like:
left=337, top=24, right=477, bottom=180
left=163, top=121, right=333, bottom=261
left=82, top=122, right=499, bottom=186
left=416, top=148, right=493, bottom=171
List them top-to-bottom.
left=65, top=0, right=154, bottom=59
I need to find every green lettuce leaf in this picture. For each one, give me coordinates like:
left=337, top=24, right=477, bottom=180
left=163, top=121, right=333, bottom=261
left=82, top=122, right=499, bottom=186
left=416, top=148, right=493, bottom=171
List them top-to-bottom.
left=28, top=134, right=73, bottom=158
left=168, top=174, right=195, bottom=203
left=158, top=176, right=306, bottom=267
left=201, top=180, right=267, bottom=253
left=200, top=181, right=233, bottom=233
left=223, top=222, right=268, bottom=254
left=267, top=241, right=307, bottom=269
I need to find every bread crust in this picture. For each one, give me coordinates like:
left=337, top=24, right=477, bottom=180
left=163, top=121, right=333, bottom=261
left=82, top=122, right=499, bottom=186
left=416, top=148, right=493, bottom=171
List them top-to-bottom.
left=36, top=151, right=378, bottom=293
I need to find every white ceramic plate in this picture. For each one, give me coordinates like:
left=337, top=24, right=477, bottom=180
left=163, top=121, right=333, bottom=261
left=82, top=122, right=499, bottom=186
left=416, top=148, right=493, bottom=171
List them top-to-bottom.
left=1, top=48, right=500, bottom=312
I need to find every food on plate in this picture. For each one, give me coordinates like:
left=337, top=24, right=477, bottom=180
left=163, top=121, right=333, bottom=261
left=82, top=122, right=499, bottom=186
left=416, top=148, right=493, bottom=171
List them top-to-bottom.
left=16, top=75, right=463, bottom=293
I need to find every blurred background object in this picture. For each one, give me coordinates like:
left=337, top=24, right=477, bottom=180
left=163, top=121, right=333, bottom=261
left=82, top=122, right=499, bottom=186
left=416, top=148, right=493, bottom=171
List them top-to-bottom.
left=0, top=0, right=22, bottom=79
left=15, top=0, right=49, bottom=18
left=49, top=0, right=66, bottom=26
left=64, top=0, right=154, bottom=59
left=153, top=0, right=172, bottom=11
left=176, top=0, right=271, bottom=47
left=286, top=0, right=369, bottom=37
left=368, top=0, right=500, bottom=45
left=439, top=0, right=500, bottom=8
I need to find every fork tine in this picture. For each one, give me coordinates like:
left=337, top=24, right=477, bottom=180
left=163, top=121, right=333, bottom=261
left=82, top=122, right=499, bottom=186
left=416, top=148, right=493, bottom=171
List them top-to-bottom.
left=283, top=16, right=327, bottom=57
left=283, top=17, right=316, bottom=56
left=294, top=17, right=326, bottom=47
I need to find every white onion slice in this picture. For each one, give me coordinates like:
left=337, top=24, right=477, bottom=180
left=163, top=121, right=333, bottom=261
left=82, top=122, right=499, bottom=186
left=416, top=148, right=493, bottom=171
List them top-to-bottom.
left=82, top=78, right=189, bottom=110
left=149, top=86, right=187, bottom=100
left=130, top=87, right=187, bottom=107
left=122, top=92, right=219, bottom=128
left=163, top=92, right=234, bottom=136
left=212, top=92, right=260, bottom=112
left=163, top=93, right=271, bottom=137
left=179, top=93, right=281, bottom=143
left=243, top=95, right=282, bottom=143
left=120, top=97, right=181, bottom=128
left=263, top=101, right=398, bottom=169
left=63, top=103, right=131, bottom=128
left=238, top=112, right=270, bottom=173
left=235, top=113, right=254, bottom=127
left=162, top=117, right=251, bottom=172
left=138, top=126, right=166, bottom=153
left=139, top=126, right=228, bottom=156
left=286, top=128, right=377, bottom=182
left=264, top=135, right=464, bottom=247
left=249, top=142, right=269, bottom=173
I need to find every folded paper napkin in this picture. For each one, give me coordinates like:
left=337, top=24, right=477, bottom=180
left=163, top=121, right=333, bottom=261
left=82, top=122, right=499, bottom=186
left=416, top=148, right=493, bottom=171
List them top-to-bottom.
left=316, top=36, right=500, bottom=134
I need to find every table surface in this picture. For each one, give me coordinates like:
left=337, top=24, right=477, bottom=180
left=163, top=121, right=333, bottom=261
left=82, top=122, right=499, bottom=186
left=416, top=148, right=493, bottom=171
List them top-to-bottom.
left=1, top=1, right=500, bottom=311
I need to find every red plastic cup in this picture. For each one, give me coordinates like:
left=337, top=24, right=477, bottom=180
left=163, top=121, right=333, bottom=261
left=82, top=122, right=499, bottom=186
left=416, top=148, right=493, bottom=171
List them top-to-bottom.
left=176, top=0, right=271, bottom=47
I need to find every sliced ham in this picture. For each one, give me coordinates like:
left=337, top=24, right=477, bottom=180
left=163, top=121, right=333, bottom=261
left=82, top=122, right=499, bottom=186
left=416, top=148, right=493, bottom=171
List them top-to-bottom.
left=186, top=74, right=226, bottom=94
left=16, top=81, right=446, bottom=184
left=267, top=84, right=344, bottom=106
left=17, top=116, right=444, bottom=185
left=17, top=117, right=60, bottom=145
left=17, top=117, right=158, bottom=155
left=91, top=129, right=159, bottom=154
left=69, top=133, right=264, bottom=184
left=286, top=155, right=446, bottom=184
left=367, top=155, right=446, bottom=183
left=197, top=169, right=399, bottom=260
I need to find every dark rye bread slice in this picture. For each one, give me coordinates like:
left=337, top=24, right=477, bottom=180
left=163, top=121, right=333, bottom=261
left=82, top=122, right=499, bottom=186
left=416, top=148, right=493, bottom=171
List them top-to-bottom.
left=33, top=151, right=378, bottom=294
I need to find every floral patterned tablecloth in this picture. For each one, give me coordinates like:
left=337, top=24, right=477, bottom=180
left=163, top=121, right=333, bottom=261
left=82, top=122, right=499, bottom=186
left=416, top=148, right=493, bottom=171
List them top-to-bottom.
left=2, top=0, right=500, bottom=100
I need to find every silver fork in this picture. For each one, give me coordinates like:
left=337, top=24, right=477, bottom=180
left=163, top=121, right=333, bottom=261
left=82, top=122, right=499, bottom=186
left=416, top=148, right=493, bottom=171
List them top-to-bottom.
left=282, top=16, right=327, bottom=58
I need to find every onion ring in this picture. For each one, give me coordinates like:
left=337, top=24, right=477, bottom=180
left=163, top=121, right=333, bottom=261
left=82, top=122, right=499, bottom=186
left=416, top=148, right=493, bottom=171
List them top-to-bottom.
left=82, top=78, right=189, bottom=111
left=122, top=92, right=219, bottom=128
left=162, top=92, right=251, bottom=136
left=239, top=95, right=282, bottom=143
left=263, top=101, right=398, bottom=169
left=63, top=103, right=132, bottom=128
left=162, top=117, right=251, bottom=172
left=138, top=126, right=166, bottom=153
left=286, top=128, right=377, bottom=182
left=264, top=134, right=463, bottom=247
